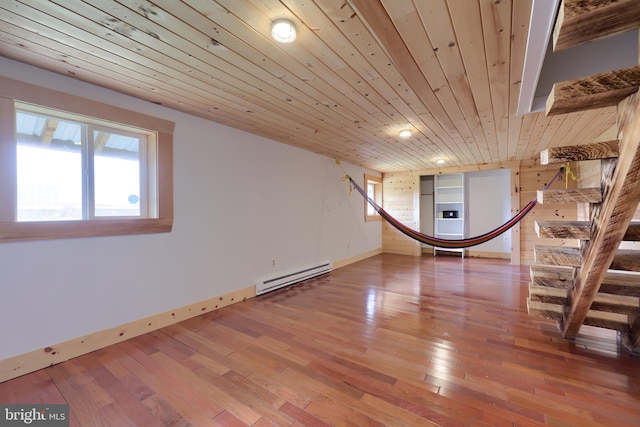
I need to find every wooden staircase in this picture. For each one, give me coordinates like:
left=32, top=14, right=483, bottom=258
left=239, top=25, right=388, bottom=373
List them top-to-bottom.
left=523, top=0, right=640, bottom=352
left=527, top=139, right=640, bottom=352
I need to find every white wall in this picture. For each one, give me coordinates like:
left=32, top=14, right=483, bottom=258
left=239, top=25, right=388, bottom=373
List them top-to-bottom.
left=0, top=57, right=381, bottom=360
left=466, top=169, right=511, bottom=254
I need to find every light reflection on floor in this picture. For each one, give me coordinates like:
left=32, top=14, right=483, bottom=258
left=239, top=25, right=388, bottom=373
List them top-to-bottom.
left=354, top=255, right=531, bottom=338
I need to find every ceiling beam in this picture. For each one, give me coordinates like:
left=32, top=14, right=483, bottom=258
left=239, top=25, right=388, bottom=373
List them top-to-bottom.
left=347, top=0, right=455, bottom=135
left=553, top=0, right=640, bottom=52
left=546, top=65, right=640, bottom=115
left=560, top=93, right=640, bottom=338
left=40, top=119, right=58, bottom=145
left=94, top=131, right=110, bottom=152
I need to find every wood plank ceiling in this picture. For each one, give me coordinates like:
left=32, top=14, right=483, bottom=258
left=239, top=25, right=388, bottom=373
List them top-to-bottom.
left=0, top=0, right=618, bottom=173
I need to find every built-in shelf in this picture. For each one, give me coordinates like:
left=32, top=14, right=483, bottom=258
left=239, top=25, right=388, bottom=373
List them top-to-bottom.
left=434, top=173, right=465, bottom=257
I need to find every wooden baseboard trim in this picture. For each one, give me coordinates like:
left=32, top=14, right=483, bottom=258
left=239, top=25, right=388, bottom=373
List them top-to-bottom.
left=333, top=247, right=383, bottom=269
left=1, top=249, right=385, bottom=383
left=0, top=286, right=255, bottom=383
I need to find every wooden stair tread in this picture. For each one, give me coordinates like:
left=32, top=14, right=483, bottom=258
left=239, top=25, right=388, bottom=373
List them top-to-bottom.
left=553, top=0, right=640, bottom=52
left=546, top=66, right=640, bottom=116
left=540, top=140, right=619, bottom=164
left=536, top=188, right=601, bottom=204
left=535, top=220, right=591, bottom=240
left=535, top=221, right=640, bottom=241
left=623, top=222, right=640, bottom=241
left=534, top=245, right=581, bottom=267
left=534, top=245, right=640, bottom=273
left=609, top=249, right=640, bottom=272
left=530, top=264, right=640, bottom=293
left=530, top=265, right=574, bottom=289
left=600, top=269, right=640, bottom=296
left=529, top=278, right=639, bottom=311
left=529, top=284, right=568, bottom=305
left=529, top=286, right=639, bottom=316
left=594, top=292, right=639, bottom=306
left=590, top=293, right=640, bottom=316
left=527, top=299, right=629, bottom=331
left=527, top=299, right=564, bottom=320
left=582, top=310, right=629, bottom=331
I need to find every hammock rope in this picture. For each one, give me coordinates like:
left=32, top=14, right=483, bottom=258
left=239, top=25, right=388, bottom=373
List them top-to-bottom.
left=346, top=166, right=565, bottom=249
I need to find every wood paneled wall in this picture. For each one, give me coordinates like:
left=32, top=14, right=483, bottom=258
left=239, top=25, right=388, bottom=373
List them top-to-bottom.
left=518, top=160, right=578, bottom=265
left=576, top=160, right=602, bottom=221
left=382, top=161, right=579, bottom=264
left=381, top=172, right=421, bottom=256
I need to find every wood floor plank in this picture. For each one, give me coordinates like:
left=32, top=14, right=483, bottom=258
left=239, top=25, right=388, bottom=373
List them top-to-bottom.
left=1, top=255, right=639, bottom=425
left=117, top=341, right=224, bottom=426
left=149, top=352, right=263, bottom=426
left=45, top=361, right=110, bottom=426
left=88, top=366, right=162, bottom=427
left=246, top=371, right=312, bottom=410
left=428, top=373, right=547, bottom=427
left=139, top=394, right=192, bottom=427
left=277, top=401, right=332, bottom=427
left=97, top=402, right=139, bottom=427
left=210, top=409, right=247, bottom=427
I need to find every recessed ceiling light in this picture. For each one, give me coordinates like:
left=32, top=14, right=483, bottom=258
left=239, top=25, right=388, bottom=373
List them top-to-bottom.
left=272, top=19, right=297, bottom=43
left=399, top=130, right=412, bottom=138
left=437, top=159, right=445, bottom=165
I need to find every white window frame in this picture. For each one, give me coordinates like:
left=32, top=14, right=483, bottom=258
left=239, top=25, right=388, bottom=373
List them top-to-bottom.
left=0, top=76, right=174, bottom=242
left=364, top=174, right=383, bottom=222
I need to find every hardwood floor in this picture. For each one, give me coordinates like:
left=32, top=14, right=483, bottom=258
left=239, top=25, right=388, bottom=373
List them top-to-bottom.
left=1, top=254, right=639, bottom=426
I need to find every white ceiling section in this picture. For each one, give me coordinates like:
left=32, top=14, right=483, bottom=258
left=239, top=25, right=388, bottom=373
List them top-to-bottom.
left=0, top=0, right=620, bottom=172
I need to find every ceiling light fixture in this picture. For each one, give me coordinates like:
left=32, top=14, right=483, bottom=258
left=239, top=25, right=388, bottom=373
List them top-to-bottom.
left=271, top=19, right=297, bottom=43
left=399, top=130, right=412, bottom=138
left=436, top=159, right=446, bottom=165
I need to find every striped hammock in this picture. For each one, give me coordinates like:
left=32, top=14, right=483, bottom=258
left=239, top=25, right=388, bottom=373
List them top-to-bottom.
left=347, top=167, right=564, bottom=249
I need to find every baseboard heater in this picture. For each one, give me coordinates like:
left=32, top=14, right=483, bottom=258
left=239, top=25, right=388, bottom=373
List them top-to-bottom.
left=256, top=261, right=332, bottom=295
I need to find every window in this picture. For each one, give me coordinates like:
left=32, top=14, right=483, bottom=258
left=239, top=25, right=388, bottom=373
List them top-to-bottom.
left=0, top=76, right=174, bottom=242
left=16, top=106, right=154, bottom=221
left=364, top=174, right=382, bottom=222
